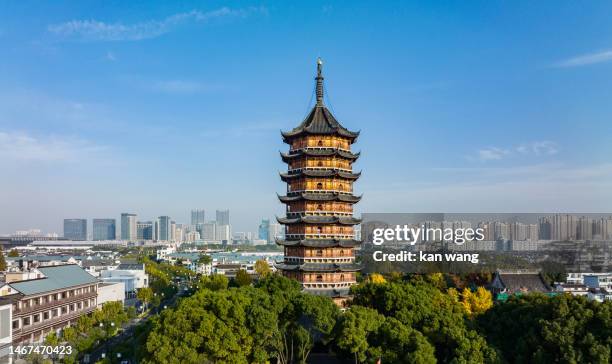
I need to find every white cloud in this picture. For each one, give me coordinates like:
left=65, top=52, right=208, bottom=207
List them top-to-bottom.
left=48, top=7, right=266, bottom=41
left=554, top=49, right=612, bottom=68
left=0, top=131, right=106, bottom=163
left=473, top=141, right=559, bottom=162
left=517, top=141, right=558, bottom=156
left=477, top=147, right=509, bottom=161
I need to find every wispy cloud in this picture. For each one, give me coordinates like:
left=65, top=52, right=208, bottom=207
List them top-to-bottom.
left=48, top=7, right=266, bottom=41
left=554, top=49, right=612, bottom=68
left=152, top=80, right=205, bottom=94
left=0, top=131, right=107, bottom=163
left=472, top=141, right=559, bottom=162
left=517, top=141, right=558, bottom=156
left=477, top=147, right=509, bottom=161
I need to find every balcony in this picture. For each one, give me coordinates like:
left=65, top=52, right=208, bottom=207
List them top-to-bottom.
left=13, top=291, right=97, bottom=316
left=13, top=305, right=96, bottom=342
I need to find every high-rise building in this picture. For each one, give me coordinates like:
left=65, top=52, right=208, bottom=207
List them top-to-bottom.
left=276, top=59, right=361, bottom=304
left=191, top=209, right=206, bottom=226
left=216, top=210, right=230, bottom=226
left=121, top=213, right=137, bottom=241
left=157, top=216, right=171, bottom=241
left=63, top=219, right=87, bottom=240
left=92, top=219, right=116, bottom=240
left=258, top=219, right=270, bottom=241
left=137, top=221, right=154, bottom=240
left=201, top=222, right=216, bottom=241
left=216, top=224, right=231, bottom=242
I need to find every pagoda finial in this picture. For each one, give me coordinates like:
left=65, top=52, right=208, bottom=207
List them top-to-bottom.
left=315, top=57, right=324, bottom=106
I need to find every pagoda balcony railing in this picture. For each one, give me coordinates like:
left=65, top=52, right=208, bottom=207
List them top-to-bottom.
left=290, top=146, right=352, bottom=153
left=287, top=166, right=353, bottom=173
left=288, top=188, right=353, bottom=195
left=287, top=210, right=353, bottom=216
left=286, top=233, right=355, bottom=239
left=284, top=257, right=355, bottom=264
left=303, top=282, right=357, bottom=289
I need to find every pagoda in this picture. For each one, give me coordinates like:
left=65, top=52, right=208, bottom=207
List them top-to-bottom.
left=277, top=59, right=361, bottom=304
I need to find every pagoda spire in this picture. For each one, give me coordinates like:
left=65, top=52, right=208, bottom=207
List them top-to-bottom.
left=315, top=57, right=324, bottom=106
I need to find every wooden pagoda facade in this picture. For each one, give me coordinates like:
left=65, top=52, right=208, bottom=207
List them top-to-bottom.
left=277, top=59, right=361, bottom=304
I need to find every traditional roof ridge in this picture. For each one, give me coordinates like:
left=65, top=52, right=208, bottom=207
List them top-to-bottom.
left=274, top=262, right=361, bottom=272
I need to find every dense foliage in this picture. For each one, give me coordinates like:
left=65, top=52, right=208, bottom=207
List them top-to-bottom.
left=138, top=273, right=612, bottom=364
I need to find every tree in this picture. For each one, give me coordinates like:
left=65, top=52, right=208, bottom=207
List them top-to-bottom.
left=0, top=246, right=7, bottom=271
left=8, top=249, right=19, bottom=257
left=198, top=254, right=212, bottom=265
left=254, top=259, right=271, bottom=277
left=234, top=269, right=252, bottom=287
left=366, top=273, right=386, bottom=284
left=200, top=274, right=229, bottom=291
left=137, top=287, right=154, bottom=310
left=461, top=287, right=493, bottom=315
left=335, top=306, right=384, bottom=363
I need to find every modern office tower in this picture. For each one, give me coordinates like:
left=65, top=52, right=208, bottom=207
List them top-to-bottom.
left=277, top=59, right=361, bottom=304
left=191, top=209, right=206, bottom=226
left=216, top=210, right=230, bottom=226
left=120, top=213, right=137, bottom=241
left=157, top=216, right=171, bottom=241
left=596, top=217, right=612, bottom=240
left=63, top=219, right=87, bottom=240
left=92, top=219, right=116, bottom=240
left=258, top=219, right=270, bottom=241
left=137, top=221, right=154, bottom=240
left=170, top=221, right=176, bottom=241
left=201, top=222, right=216, bottom=241
left=269, top=222, right=283, bottom=244
left=493, top=222, right=510, bottom=241
left=174, top=223, right=185, bottom=242
left=216, top=224, right=231, bottom=242
left=185, top=230, right=200, bottom=242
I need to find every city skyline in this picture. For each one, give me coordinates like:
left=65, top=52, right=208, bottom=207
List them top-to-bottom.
left=2, top=1, right=612, bottom=234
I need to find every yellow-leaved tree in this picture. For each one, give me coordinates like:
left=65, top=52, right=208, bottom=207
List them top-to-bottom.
left=461, top=286, right=493, bottom=315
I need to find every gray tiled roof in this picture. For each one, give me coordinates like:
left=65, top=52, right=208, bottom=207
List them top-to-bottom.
left=281, top=106, right=359, bottom=142
left=280, top=149, right=360, bottom=162
left=280, top=170, right=361, bottom=181
left=277, top=216, right=361, bottom=225
left=276, top=239, right=361, bottom=248
left=10, top=265, right=97, bottom=296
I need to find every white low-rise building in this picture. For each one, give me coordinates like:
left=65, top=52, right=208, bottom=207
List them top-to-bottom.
left=100, top=263, right=148, bottom=299
left=97, top=282, right=125, bottom=307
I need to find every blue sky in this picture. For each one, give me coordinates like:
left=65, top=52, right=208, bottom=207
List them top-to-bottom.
left=1, top=1, right=611, bottom=235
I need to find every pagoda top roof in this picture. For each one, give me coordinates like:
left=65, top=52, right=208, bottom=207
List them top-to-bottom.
left=281, top=59, right=359, bottom=143
left=282, top=106, right=360, bottom=142
left=280, top=148, right=360, bottom=162
left=280, top=170, right=361, bottom=181
left=278, top=192, right=362, bottom=203
left=277, top=215, right=361, bottom=225
left=276, top=238, right=361, bottom=247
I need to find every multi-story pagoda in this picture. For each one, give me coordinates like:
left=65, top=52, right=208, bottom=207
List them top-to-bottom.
left=277, top=59, right=361, bottom=304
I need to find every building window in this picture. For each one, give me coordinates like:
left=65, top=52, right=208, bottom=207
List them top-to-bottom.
left=318, top=140, right=323, bottom=146
left=317, top=161, right=323, bottom=167
left=316, top=183, right=323, bottom=189
left=338, top=184, right=344, bottom=191
left=317, top=204, right=323, bottom=210
left=317, top=227, right=323, bottom=234
left=316, top=249, right=323, bottom=257
left=340, top=249, right=345, bottom=256
left=316, top=275, right=323, bottom=282
left=43, top=312, right=49, bottom=320
left=33, top=314, right=40, bottom=323
left=22, top=317, right=30, bottom=326
left=12, top=320, right=19, bottom=329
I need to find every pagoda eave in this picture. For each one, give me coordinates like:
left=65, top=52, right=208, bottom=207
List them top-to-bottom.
left=280, top=149, right=360, bottom=162
left=279, top=170, right=361, bottom=181
left=277, top=192, right=362, bottom=203
left=276, top=216, right=361, bottom=225
left=275, top=238, right=361, bottom=248
left=275, top=262, right=361, bottom=272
